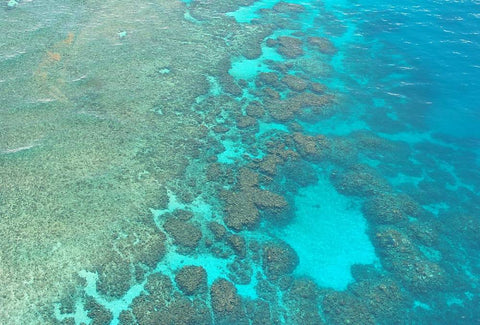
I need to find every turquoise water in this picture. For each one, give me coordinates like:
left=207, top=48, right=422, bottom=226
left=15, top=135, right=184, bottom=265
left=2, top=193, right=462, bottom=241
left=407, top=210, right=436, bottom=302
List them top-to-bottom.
left=1, top=0, right=480, bottom=324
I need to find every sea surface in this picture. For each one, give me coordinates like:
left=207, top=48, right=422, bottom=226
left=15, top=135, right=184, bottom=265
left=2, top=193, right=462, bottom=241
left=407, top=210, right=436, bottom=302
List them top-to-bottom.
left=1, top=0, right=479, bottom=324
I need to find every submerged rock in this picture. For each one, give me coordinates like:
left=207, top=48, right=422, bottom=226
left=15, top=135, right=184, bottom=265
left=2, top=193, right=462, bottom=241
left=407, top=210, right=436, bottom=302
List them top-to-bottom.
left=309, top=82, right=327, bottom=94
left=236, top=115, right=258, bottom=129
left=221, top=168, right=289, bottom=231
left=227, top=257, right=253, bottom=285
left=144, top=273, right=174, bottom=306
left=323, top=291, right=375, bottom=325
left=245, top=300, right=273, bottom=325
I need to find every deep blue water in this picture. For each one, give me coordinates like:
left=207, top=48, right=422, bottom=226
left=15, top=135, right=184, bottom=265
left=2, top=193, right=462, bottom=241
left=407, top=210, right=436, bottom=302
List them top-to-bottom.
left=1, top=0, right=480, bottom=323
left=348, top=0, right=480, bottom=138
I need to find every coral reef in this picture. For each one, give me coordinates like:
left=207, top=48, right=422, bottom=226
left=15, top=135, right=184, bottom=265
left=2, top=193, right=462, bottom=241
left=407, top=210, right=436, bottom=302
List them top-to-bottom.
left=276, top=36, right=304, bottom=58
left=307, top=36, right=338, bottom=54
left=330, top=165, right=392, bottom=197
left=163, top=217, right=203, bottom=252
left=374, top=227, right=447, bottom=294
left=262, top=240, right=299, bottom=279
left=175, top=266, right=208, bottom=295
left=210, top=279, right=248, bottom=324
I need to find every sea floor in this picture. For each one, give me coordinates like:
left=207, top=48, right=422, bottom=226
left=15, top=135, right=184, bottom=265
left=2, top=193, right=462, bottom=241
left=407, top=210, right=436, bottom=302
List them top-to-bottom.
left=1, top=0, right=479, bottom=324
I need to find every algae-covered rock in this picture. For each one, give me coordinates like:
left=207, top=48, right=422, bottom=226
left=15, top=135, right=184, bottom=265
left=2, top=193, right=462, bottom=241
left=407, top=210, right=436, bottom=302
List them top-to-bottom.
left=256, top=72, right=282, bottom=88
left=309, top=82, right=327, bottom=94
left=236, top=115, right=258, bottom=129
left=292, top=132, right=326, bottom=161
left=258, top=154, right=285, bottom=176
left=237, top=167, right=259, bottom=189
left=221, top=169, right=289, bottom=231
left=252, top=189, right=288, bottom=213
left=173, top=209, right=194, bottom=221
left=323, top=291, right=375, bottom=325
left=131, top=294, right=161, bottom=325
left=165, top=296, right=212, bottom=325
left=245, top=300, right=272, bottom=325
left=118, top=310, right=136, bottom=325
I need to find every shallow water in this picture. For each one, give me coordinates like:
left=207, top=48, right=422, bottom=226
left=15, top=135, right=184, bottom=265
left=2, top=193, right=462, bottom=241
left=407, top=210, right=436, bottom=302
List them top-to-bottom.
left=1, top=0, right=480, bottom=324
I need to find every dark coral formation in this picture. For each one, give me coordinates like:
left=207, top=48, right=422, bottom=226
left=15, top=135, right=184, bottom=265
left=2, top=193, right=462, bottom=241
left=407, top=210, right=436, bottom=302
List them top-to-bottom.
left=273, top=2, right=306, bottom=14
left=276, top=36, right=304, bottom=58
left=307, top=36, right=338, bottom=54
left=282, top=74, right=308, bottom=92
left=263, top=91, right=334, bottom=123
left=292, top=132, right=328, bottom=161
left=331, top=165, right=392, bottom=197
left=221, top=168, right=288, bottom=231
left=362, top=193, right=407, bottom=224
left=163, top=217, right=202, bottom=252
left=208, top=221, right=227, bottom=241
left=374, top=227, right=447, bottom=294
left=262, top=240, right=299, bottom=279
left=227, top=257, right=253, bottom=285
left=96, top=258, right=132, bottom=298
left=175, top=265, right=208, bottom=295
left=132, top=272, right=211, bottom=325
left=322, top=273, right=410, bottom=325
left=283, top=278, right=324, bottom=324
left=210, top=279, right=248, bottom=324
left=85, top=297, right=113, bottom=325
